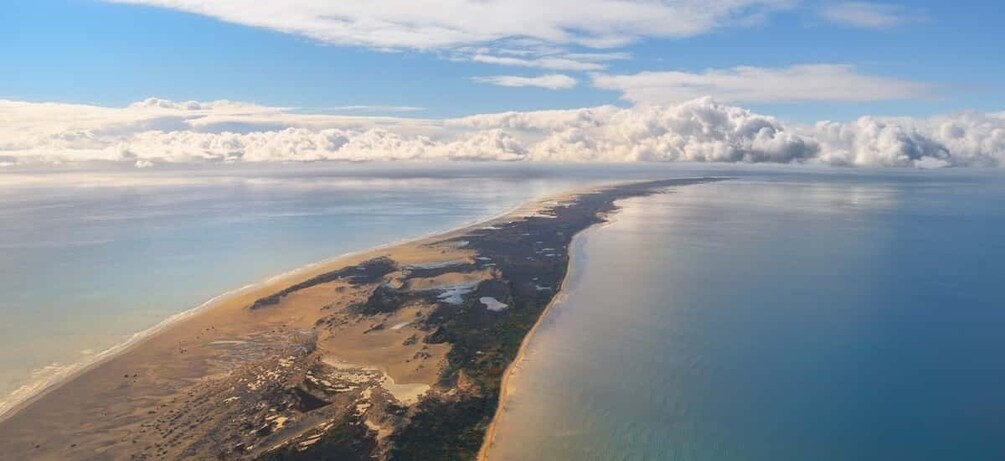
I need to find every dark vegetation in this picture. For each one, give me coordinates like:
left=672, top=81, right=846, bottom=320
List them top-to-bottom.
left=251, top=257, right=398, bottom=309
left=404, top=263, right=480, bottom=279
left=349, top=284, right=407, bottom=316
left=389, top=396, right=495, bottom=460
left=261, top=415, right=377, bottom=461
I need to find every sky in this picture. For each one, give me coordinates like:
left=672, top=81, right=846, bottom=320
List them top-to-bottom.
left=2, top=0, right=1004, bottom=168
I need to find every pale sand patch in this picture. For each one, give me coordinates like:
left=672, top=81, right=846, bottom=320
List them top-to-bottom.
left=387, top=242, right=473, bottom=267
left=405, top=269, right=495, bottom=291
left=439, top=283, right=477, bottom=304
left=479, top=297, right=509, bottom=311
left=319, top=299, right=449, bottom=389
left=321, top=358, right=430, bottom=405
left=380, top=376, right=430, bottom=405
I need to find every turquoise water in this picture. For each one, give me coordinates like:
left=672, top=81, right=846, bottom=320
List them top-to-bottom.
left=489, top=170, right=1005, bottom=460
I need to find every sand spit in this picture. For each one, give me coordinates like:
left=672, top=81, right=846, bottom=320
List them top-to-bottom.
left=0, top=178, right=726, bottom=460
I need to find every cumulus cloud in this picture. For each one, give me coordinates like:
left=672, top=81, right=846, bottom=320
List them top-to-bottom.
left=821, top=2, right=924, bottom=29
left=593, top=64, right=932, bottom=104
left=472, top=74, right=578, bottom=90
left=1, top=97, right=1002, bottom=169
left=521, top=100, right=820, bottom=163
left=810, top=112, right=1005, bottom=168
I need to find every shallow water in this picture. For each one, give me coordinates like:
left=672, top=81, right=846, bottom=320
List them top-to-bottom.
left=489, top=171, right=1005, bottom=460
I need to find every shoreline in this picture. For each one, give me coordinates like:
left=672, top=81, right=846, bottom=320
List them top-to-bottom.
left=0, top=186, right=601, bottom=424
left=475, top=199, right=625, bottom=461
left=474, top=229, right=578, bottom=461
left=0, top=281, right=261, bottom=423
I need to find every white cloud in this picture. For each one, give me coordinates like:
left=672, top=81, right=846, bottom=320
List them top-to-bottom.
left=105, top=0, right=792, bottom=51
left=821, top=2, right=923, bottom=29
left=463, top=49, right=630, bottom=71
left=469, top=54, right=605, bottom=72
left=593, top=64, right=932, bottom=104
left=472, top=74, right=578, bottom=90
left=2, top=97, right=1003, bottom=168
left=519, top=99, right=820, bottom=163
left=321, top=105, right=425, bottom=113
left=445, top=106, right=623, bottom=131
left=810, top=112, right=1005, bottom=167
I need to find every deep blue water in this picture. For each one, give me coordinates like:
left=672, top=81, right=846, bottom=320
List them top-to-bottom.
left=489, top=169, right=1005, bottom=460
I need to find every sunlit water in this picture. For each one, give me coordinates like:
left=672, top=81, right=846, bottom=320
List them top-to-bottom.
left=489, top=170, right=1005, bottom=460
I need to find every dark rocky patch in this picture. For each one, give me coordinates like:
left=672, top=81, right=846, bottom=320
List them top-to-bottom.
left=291, top=387, right=331, bottom=413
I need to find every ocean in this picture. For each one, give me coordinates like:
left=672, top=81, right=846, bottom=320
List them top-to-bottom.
left=2, top=164, right=1003, bottom=460
left=487, top=168, right=1005, bottom=460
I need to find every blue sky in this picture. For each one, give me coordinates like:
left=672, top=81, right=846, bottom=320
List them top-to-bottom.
left=4, top=0, right=1002, bottom=122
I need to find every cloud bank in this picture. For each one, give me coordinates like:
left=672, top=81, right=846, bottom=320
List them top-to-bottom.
left=2, top=97, right=1002, bottom=168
